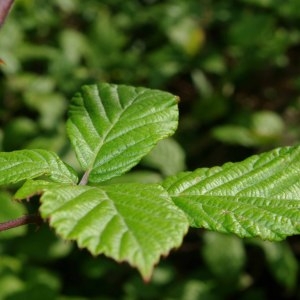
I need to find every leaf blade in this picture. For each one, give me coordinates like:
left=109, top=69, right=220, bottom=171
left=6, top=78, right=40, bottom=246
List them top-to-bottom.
left=67, top=83, right=179, bottom=183
left=163, top=145, right=300, bottom=240
left=0, top=149, right=78, bottom=185
left=14, top=179, right=63, bottom=201
left=39, top=183, right=188, bottom=280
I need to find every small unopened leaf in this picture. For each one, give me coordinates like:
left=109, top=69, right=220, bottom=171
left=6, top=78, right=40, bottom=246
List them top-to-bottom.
left=67, top=83, right=179, bottom=183
left=163, top=145, right=300, bottom=240
left=0, top=149, right=78, bottom=185
left=39, top=183, right=188, bottom=280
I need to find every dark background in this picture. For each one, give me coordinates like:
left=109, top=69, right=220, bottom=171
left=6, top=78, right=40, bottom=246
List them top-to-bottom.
left=0, top=1, right=299, bottom=299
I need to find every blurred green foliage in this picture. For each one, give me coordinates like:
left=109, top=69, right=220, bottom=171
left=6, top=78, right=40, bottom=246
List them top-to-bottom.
left=0, top=0, right=299, bottom=299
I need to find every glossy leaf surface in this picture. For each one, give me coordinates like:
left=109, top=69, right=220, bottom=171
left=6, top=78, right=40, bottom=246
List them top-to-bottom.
left=67, top=83, right=179, bottom=183
left=163, top=145, right=300, bottom=240
left=0, top=149, right=78, bottom=185
left=39, top=183, right=188, bottom=280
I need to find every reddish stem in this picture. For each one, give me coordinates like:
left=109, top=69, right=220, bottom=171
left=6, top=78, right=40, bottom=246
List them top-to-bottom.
left=0, top=0, right=14, bottom=27
left=0, top=214, right=43, bottom=232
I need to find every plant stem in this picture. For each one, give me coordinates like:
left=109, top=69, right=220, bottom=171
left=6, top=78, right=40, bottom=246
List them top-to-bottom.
left=0, top=0, right=14, bottom=27
left=79, top=170, right=90, bottom=185
left=0, top=214, right=43, bottom=232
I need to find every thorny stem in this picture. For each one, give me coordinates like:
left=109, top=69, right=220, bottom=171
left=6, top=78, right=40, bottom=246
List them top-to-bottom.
left=0, top=214, right=43, bottom=232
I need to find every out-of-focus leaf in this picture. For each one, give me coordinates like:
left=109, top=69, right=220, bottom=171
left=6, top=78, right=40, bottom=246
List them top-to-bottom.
left=167, top=18, right=205, bottom=56
left=59, top=29, right=89, bottom=66
left=192, top=70, right=213, bottom=98
left=24, top=93, right=66, bottom=130
left=212, top=111, right=284, bottom=146
left=252, top=111, right=284, bottom=139
left=3, top=117, right=38, bottom=150
left=212, top=125, right=257, bottom=146
left=142, top=138, right=186, bottom=176
left=103, top=171, right=163, bottom=184
left=202, top=231, right=246, bottom=280
left=254, top=240, right=298, bottom=291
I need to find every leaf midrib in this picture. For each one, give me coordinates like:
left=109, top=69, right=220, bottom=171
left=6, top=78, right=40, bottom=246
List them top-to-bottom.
left=86, top=89, right=146, bottom=171
left=167, top=151, right=298, bottom=198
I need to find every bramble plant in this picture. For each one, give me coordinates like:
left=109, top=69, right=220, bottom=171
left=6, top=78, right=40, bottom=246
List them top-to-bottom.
left=0, top=82, right=299, bottom=280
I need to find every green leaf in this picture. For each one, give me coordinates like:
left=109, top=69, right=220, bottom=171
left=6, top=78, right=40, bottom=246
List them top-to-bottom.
left=67, top=83, right=179, bottom=183
left=212, top=111, right=284, bottom=147
left=142, top=138, right=186, bottom=176
left=163, top=145, right=300, bottom=241
left=0, top=149, right=78, bottom=185
left=103, top=171, right=163, bottom=184
left=14, top=180, right=62, bottom=201
left=39, top=183, right=188, bottom=280
left=0, top=191, right=27, bottom=239
left=202, top=232, right=246, bottom=280
left=251, top=240, right=298, bottom=290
